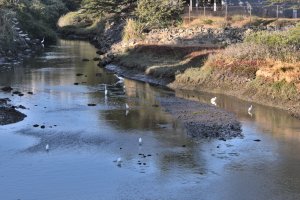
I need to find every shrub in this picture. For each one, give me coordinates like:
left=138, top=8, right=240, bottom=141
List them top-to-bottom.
left=136, top=0, right=184, bottom=29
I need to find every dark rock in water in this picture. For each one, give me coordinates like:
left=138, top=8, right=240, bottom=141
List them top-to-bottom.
left=96, top=50, right=105, bottom=55
left=93, top=57, right=100, bottom=61
left=82, top=58, right=90, bottom=62
left=97, top=62, right=104, bottom=68
left=76, top=73, right=84, bottom=76
left=95, top=73, right=102, bottom=77
left=74, top=83, right=79, bottom=85
left=1, top=86, right=13, bottom=92
left=12, top=91, right=21, bottom=94
left=27, top=92, right=33, bottom=95
left=18, top=93, right=24, bottom=97
left=0, top=98, right=8, bottom=105
left=88, top=103, right=96, bottom=106
left=152, top=104, right=159, bottom=107
left=18, top=105, right=26, bottom=109
left=0, top=107, right=26, bottom=125
left=33, top=124, right=39, bottom=127
left=40, top=125, right=45, bottom=129
left=253, top=139, right=261, bottom=142
left=182, top=145, right=186, bottom=147
left=147, top=154, right=152, bottom=157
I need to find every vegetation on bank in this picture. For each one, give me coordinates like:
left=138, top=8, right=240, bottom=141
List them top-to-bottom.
left=0, top=0, right=81, bottom=50
left=58, top=0, right=184, bottom=40
left=174, top=24, right=300, bottom=110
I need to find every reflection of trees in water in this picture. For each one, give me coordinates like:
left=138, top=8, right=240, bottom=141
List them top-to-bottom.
left=98, top=80, right=174, bottom=131
left=175, top=89, right=300, bottom=141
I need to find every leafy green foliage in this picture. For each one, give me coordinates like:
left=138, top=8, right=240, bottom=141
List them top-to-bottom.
left=81, top=0, right=136, bottom=16
left=135, top=0, right=184, bottom=29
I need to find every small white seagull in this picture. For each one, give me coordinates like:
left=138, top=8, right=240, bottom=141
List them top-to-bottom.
left=139, top=137, right=142, bottom=145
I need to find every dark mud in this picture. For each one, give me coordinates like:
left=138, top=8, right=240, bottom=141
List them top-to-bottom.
left=159, top=97, right=242, bottom=139
left=0, top=98, right=27, bottom=125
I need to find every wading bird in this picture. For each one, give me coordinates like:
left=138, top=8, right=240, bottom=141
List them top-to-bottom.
left=104, top=84, right=108, bottom=96
left=211, top=97, right=217, bottom=106
left=248, top=105, right=253, bottom=116
left=139, top=137, right=142, bottom=145
left=45, top=144, right=49, bottom=151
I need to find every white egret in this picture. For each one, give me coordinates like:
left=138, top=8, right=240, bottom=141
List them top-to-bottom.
left=104, top=84, right=108, bottom=96
left=210, top=97, right=217, bottom=106
left=125, top=103, right=129, bottom=110
left=248, top=105, right=253, bottom=116
left=139, top=137, right=142, bottom=145
left=45, top=144, right=49, bottom=151
left=117, top=157, right=122, bottom=166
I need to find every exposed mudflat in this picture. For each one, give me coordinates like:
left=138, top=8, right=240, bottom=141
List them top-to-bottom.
left=159, top=97, right=242, bottom=139
left=0, top=98, right=27, bottom=125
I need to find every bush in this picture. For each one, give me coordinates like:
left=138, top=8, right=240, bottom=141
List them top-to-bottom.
left=136, top=0, right=184, bottom=29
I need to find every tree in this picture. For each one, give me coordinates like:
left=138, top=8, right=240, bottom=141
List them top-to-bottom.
left=81, top=0, right=136, bottom=16
left=136, top=0, right=184, bottom=29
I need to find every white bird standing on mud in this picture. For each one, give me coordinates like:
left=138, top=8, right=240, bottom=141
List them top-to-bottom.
left=41, top=37, right=45, bottom=48
left=104, top=84, right=108, bottom=96
left=211, top=97, right=217, bottom=106
left=125, top=103, right=129, bottom=110
left=248, top=105, right=253, bottom=116
left=139, top=137, right=142, bottom=145
left=45, top=144, right=49, bottom=151
left=117, top=157, right=122, bottom=167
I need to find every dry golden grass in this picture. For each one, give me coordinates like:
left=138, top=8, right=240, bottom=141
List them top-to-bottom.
left=116, top=45, right=218, bottom=79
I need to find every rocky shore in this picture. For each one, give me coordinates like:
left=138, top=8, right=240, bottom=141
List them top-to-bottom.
left=0, top=97, right=26, bottom=125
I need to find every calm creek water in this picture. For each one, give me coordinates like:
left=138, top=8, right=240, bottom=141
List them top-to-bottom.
left=0, top=40, right=300, bottom=200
